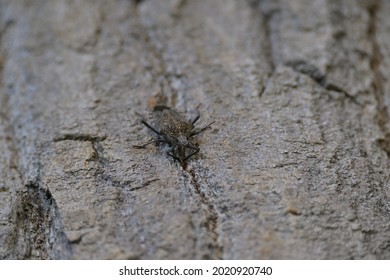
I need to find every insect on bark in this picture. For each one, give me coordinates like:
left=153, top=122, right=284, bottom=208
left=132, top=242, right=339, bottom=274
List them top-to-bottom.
left=134, top=105, right=214, bottom=165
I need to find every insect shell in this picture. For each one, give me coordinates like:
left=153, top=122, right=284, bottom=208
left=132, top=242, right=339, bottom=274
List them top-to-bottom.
left=134, top=105, right=214, bottom=165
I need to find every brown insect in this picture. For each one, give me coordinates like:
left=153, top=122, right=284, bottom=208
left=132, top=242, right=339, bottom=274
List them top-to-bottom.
left=134, top=105, right=214, bottom=165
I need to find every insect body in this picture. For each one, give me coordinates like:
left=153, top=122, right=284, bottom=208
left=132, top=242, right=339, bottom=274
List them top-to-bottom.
left=134, top=105, right=214, bottom=165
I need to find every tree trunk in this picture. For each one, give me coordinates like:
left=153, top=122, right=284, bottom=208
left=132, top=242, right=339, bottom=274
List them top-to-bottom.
left=1, top=0, right=389, bottom=259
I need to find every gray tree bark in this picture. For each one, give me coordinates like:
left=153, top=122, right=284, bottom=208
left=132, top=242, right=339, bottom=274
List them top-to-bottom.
left=1, top=0, right=389, bottom=259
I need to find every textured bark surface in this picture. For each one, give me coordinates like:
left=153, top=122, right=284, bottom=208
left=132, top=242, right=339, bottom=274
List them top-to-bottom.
left=1, top=0, right=390, bottom=259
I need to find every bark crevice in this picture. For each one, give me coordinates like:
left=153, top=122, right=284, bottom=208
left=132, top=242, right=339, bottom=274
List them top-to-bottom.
left=185, top=168, right=222, bottom=260
left=8, top=182, right=72, bottom=259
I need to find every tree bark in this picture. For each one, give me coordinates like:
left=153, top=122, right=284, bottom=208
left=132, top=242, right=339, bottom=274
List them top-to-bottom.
left=1, top=0, right=389, bottom=259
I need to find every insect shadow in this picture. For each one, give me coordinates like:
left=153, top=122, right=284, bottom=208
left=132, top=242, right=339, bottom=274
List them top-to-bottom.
left=134, top=105, right=214, bottom=165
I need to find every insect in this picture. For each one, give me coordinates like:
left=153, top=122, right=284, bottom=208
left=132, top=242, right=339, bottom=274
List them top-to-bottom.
left=134, top=105, right=214, bottom=165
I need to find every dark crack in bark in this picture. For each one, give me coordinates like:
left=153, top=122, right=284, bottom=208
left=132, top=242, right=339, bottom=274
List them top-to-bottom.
left=258, top=1, right=276, bottom=73
left=285, top=59, right=360, bottom=104
left=53, top=133, right=107, bottom=142
left=54, top=134, right=130, bottom=190
left=90, top=140, right=125, bottom=189
left=185, top=168, right=222, bottom=260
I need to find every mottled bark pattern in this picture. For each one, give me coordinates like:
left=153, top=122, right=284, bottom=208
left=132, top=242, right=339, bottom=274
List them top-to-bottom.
left=1, top=0, right=389, bottom=259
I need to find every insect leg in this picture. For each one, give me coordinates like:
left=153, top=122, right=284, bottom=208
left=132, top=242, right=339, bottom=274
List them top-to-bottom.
left=191, top=113, right=200, bottom=125
left=140, top=120, right=162, bottom=135
left=190, top=121, right=215, bottom=137
left=133, top=139, right=169, bottom=149
left=183, top=143, right=200, bottom=161
left=166, top=144, right=184, bottom=164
